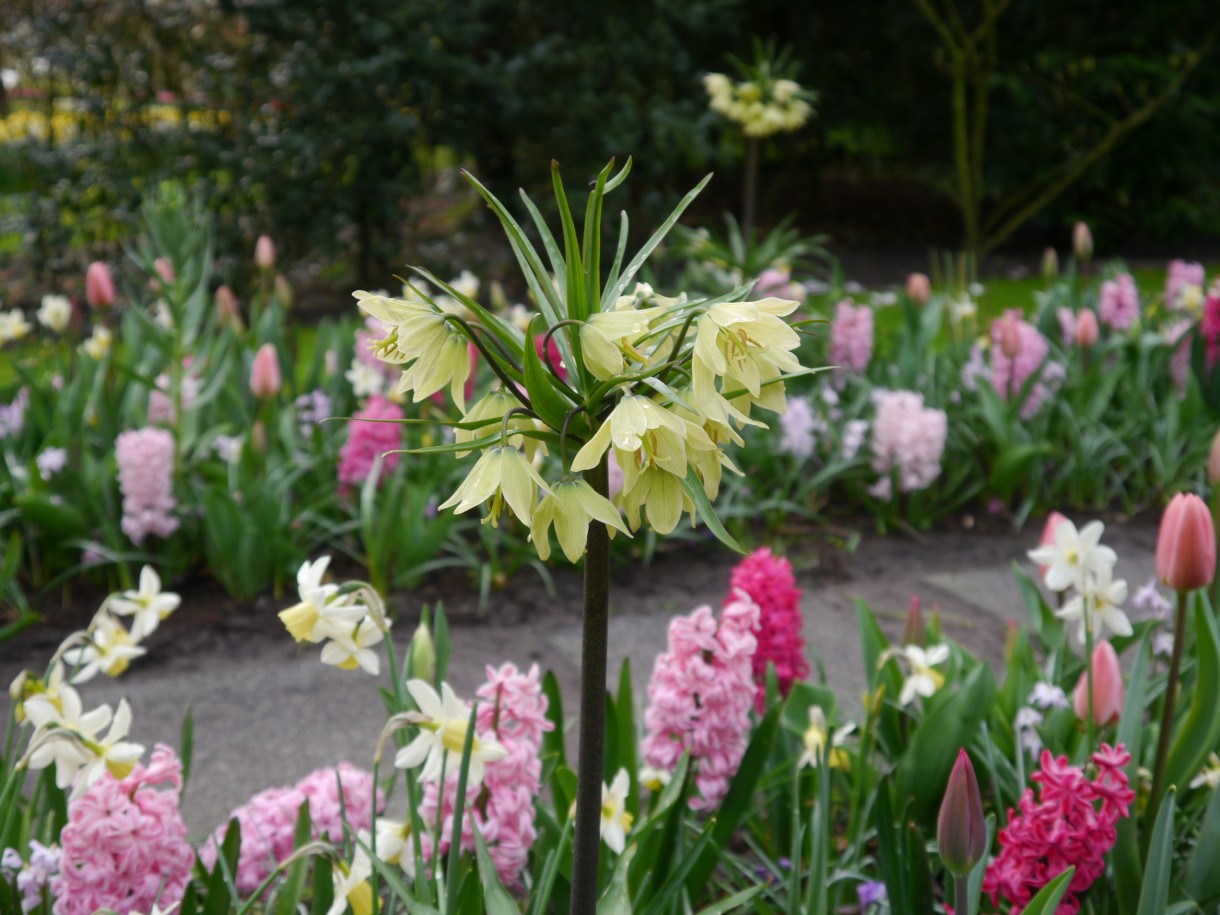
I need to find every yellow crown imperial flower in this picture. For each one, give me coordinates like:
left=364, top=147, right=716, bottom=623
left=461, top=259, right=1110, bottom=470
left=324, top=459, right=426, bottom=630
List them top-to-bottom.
left=438, top=445, right=549, bottom=527
left=530, top=477, right=631, bottom=563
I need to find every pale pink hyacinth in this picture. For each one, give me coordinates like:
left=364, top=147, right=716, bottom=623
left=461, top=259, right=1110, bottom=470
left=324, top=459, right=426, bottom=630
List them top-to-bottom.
left=1166, top=259, right=1205, bottom=310
left=755, top=267, right=804, bottom=302
left=1098, top=274, right=1139, bottom=330
left=829, top=301, right=873, bottom=376
left=1057, top=308, right=1077, bottom=346
left=989, top=311, right=1057, bottom=419
left=1165, top=320, right=1194, bottom=391
left=147, top=370, right=201, bottom=426
left=0, top=387, right=28, bottom=439
left=870, top=390, right=947, bottom=492
left=337, top=395, right=404, bottom=489
left=778, top=395, right=819, bottom=459
left=115, top=427, right=179, bottom=545
left=641, top=590, right=760, bottom=810
left=418, top=663, right=553, bottom=886
left=52, top=744, right=194, bottom=915
left=200, top=763, right=382, bottom=894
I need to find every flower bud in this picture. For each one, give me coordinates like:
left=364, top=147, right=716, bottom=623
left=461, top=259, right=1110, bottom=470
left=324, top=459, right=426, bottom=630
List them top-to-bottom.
left=1073, top=221, right=1093, bottom=262
left=255, top=234, right=276, bottom=270
left=1041, top=247, right=1059, bottom=279
left=154, top=257, right=175, bottom=286
left=85, top=261, right=117, bottom=309
left=906, top=273, right=931, bottom=306
left=274, top=274, right=293, bottom=309
left=214, top=285, right=242, bottom=330
left=1074, top=308, right=1099, bottom=348
left=997, top=313, right=1022, bottom=359
left=250, top=343, right=283, bottom=400
left=250, top=420, right=267, bottom=454
left=1210, top=430, right=1220, bottom=486
left=1156, top=492, right=1216, bottom=592
left=1037, top=511, right=1069, bottom=578
left=902, top=595, right=925, bottom=647
left=409, top=621, right=436, bottom=684
left=1073, top=639, right=1124, bottom=727
left=937, top=748, right=986, bottom=876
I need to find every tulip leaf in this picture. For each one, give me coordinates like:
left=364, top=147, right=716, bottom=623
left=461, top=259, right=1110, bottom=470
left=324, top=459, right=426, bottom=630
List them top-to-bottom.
left=679, top=467, right=745, bottom=554
left=13, top=492, right=87, bottom=541
left=1165, top=600, right=1220, bottom=794
left=1114, top=636, right=1151, bottom=914
left=1185, top=780, right=1220, bottom=902
left=1137, top=788, right=1176, bottom=915
left=473, top=828, right=521, bottom=915
left=597, top=845, right=635, bottom=915
left=1019, top=868, right=1075, bottom=915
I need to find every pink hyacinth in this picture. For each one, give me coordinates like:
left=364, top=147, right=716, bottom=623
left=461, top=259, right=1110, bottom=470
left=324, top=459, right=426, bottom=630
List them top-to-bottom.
left=1166, top=259, right=1205, bottom=311
left=755, top=267, right=805, bottom=302
left=1098, top=274, right=1139, bottom=330
left=1202, top=292, right=1220, bottom=371
left=830, top=301, right=873, bottom=375
left=1056, top=308, right=1077, bottom=347
left=989, top=311, right=1057, bottom=419
left=870, top=390, right=948, bottom=492
left=337, top=395, right=404, bottom=489
left=115, top=427, right=179, bottom=545
left=727, top=549, right=809, bottom=710
left=641, top=591, right=760, bottom=810
left=418, top=663, right=552, bottom=886
left=982, top=743, right=1135, bottom=915
left=52, top=745, right=194, bottom=915
left=200, top=763, right=382, bottom=894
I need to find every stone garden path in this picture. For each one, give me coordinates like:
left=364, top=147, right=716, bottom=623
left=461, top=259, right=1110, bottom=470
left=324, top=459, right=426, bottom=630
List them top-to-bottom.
left=0, top=516, right=1163, bottom=840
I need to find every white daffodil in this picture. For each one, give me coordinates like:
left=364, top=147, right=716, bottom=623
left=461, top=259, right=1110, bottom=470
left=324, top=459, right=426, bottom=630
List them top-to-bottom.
left=37, top=295, right=71, bottom=333
left=0, top=308, right=32, bottom=344
left=81, top=325, right=112, bottom=360
left=438, top=445, right=549, bottom=527
left=530, top=477, right=630, bottom=562
left=1027, top=518, right=1116, bottom=593
left=278, top=556, right=365, bottom=644
left=1057, top=563, right=1132, bottom=645
left=108, top=566, right=181, bottom=641
left=61, top=613, right=145, bottom=683
left=317, top=618, right=385, bottom=676
left=882, top=644, right=950, bottom=706
left=23, top=672, right=110, bottom=789
left=395, top=679, right=507, bottom=785
left=73, top=698, right=144, bottom=793
left=797, top=706, right=854, bottom=769
left=1190, top=753, right=1220, bottom=790
left=638, top=765, right=671, bottom=792
left=599, top=768, right=633, bottom=854
left=371, top=820, right=415, bottom=878
left=327, top=848, right=373, bottom=915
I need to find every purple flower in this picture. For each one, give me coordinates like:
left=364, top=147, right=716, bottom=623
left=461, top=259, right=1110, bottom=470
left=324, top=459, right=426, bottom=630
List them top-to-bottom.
left=858, top=880, right=888, bottom=909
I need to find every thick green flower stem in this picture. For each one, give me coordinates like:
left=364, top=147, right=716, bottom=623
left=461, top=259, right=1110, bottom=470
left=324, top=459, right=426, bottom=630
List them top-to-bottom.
left=570, top=457, right=611, bottom=915
left=1151, top=589, right=1190, bottom=821
left=1084, top=614, right=1096, bottom=752
left=954, top=872, right=970, bottom=915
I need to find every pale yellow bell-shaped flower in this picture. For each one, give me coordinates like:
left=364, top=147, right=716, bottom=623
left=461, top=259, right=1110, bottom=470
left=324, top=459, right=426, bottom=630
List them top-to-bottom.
left=438, top=445, right=549, bottom=526
left=530, top=477, right=630, bottom=562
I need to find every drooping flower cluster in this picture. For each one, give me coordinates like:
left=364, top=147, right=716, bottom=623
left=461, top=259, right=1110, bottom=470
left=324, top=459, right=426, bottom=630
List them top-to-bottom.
left=704, top=72, right=814, bottom=137
left=1166, top=259, right=1205, bottom=312
left=1098, top=273, right=1139, bottom=330
left=829, top=300, right=873, bottom=375
left=990, top=311, right=1060, bottom=419
left=870, top=390, right=947, bottom=493
left=337, top=395, right=403, bottom=489
left=115, top=427, right=179, bottom=545
left=1027, top=516, right=1131, bottom=647
left=726, top=548, right=808, bottom=709
left=278, top=556, right=387, bottom=674
left=641, top=590, right=760, bottom=810
left=417, top=663, right=553, bottom=885
left=983, top=744, right=1135, bottom=915
left=51, top=745, right=194, bottom=915
left=200, top=762, right=382, bottom=894
left=1, top=840, right=60, bottom=914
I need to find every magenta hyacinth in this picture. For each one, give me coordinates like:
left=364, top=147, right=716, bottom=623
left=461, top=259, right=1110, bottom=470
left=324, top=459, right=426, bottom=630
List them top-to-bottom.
left=1098, top=274, right=1139, bottom=330
left=1202, top=292, right=1220, bottom=371
left=829, top=301, right=873, bottom=375
left=870, top=390, right=948, bottom=493
left=337, top=395, right=404, bottom=489
left=115, top=427, right=179, bottom=545
left=726, top=548, right=809, bottom=710
left=641, top=591, right=760, bottom=810
left=418, top=662, right=553, bottom=886
left=982, top=744, right=1135, bottom=915
left=51, top=745, right=194, bottom=915
left=200, top=763, right=382, bottom=894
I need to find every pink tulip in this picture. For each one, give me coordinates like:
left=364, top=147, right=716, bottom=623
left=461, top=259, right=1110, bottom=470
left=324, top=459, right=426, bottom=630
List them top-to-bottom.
left=1073, top=221, right=1093, bottom=262
left=255, top=235, right=276, bottom=270
left=154, top=257, right=175, bottom=286
left=85, top=262, right=117, bottom=309
left=906, top=273, right=931, bottom=306
left=214, top=286, right=240, bottom=328
left=1075, top=309, right=1099, bottom=348
left=997, top=313, right=1023, bottom=359
left=249, top=343, right=282, bottom=400
left=1156, top=493, right=1216, bottom=592
left=1037, top=512, right=1069, bottom=578
left=1073, top=640, right=1124, bottom=726
left=938, top=749, right=986, bottom=876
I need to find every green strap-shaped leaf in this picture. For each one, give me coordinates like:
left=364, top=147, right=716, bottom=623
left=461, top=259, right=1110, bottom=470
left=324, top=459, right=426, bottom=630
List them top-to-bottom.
left=524, top=315, right=576, bottom=432
left=679, top=466, right=746, bottom=554
left=1165, top=601, right=1220, bottom=793
left=1114, top=636, right=1151, bottom=915
left=1184, top=781, right=1220, bottom=902
left=1137, top=788, right=1176, bottom=915
left=1019, top=868, right=1076, bottom=915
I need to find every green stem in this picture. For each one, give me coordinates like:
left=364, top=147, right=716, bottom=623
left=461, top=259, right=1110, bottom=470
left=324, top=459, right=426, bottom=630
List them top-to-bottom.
left=569, top=455, right=611, bottom=915
left=1151, top=589, right=1189, bottom=820
left=1084, top=605, right=1096, bottom=752
left=954, top=871, right=970, bottom=915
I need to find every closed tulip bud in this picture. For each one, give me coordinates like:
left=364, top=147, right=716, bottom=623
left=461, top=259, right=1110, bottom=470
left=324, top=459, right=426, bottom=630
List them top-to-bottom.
left=1073, top=221, right=1093, bottom=262
left=255, top=234, right=276, bottom=270
left=1042, top=247, right=1059, bottom=279
left=154, top=257, right=175, bottom=286
left=85, top=261, right=117, bottom=309
left=906, top=273, right=931, bottom=306
left=274, top=274, right=293, bottom=309
left=214, top=285, right=242, bottom=330
left=1075, top=308, right=1099, bottom=347
left=997, top=313, right=1022, bottom=359
left=250, top=343, right=283, bottom=400
left=250, top=420, right=267, bottom=454
left=1210, top=430, right=1220, bottom=485
left=1156, top=492, right=1216, bottom=592
left=1037, top=511, right=1069, bottom=578
left=903, top=595, right=925, bottom=647
left=1003, top=619, right=1021, bottom=669
left=409, top=621, right=436, bottom=684
left=1073, top=639, right=1124, bottom=726
left=938, top=749, right=986, bottom=876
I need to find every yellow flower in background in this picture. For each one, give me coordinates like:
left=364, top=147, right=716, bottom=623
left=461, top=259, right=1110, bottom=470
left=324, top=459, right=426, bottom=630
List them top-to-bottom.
left=439, top=445, right=549, bottom=526
left=530, top=477, right=630, bottom=562
left=797, top=706, right=853, bottom=769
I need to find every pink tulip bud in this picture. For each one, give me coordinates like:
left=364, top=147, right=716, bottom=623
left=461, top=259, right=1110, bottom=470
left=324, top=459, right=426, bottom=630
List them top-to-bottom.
left=1073, top=222, right=1093, bottom=262
left=255, top=235, right=276, bottom=270
left=1042, top=247, right=1059, bottom=279
left=154, top=257, right=175, bottom=286
left=85, top=261, right=117, bottom=309
left=906, top=273, right=931, bottom=306
left=274, top=274, right=293, bottom=308
left=214, top=285, right=241, bottom=329
left=1075, top=309, right=1099, bottom=348
left=997, top=313, right=1022, bottom=359
left=250, top=343, right=282, bottom=400
left=325, top=349, right=339, bottom=377
left=250, top=419, right=267, bottom=454
left=1209, top=430, right=1220, bottom=486
left=1156, top=493, right=1216, bottom=592
left=1037, top=512, right=1069, bottom=578
left=903, top=595, right=925, bottom=647
left=1073, top=639, right=1124, bottom=726
left=938, top=749, right=986, bottom=876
